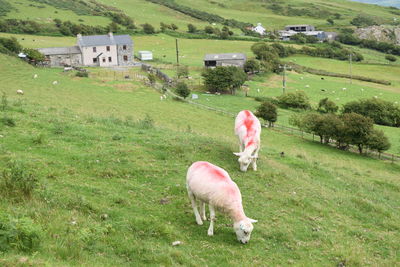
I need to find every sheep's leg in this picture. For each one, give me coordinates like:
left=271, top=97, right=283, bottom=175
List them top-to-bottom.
left=252, top=146, right=260, bottom=171
left=187, top=189, right=203, bottom=225
left=200, top=201, right=207, bottom=221
left=207, top=205, right=216, bottom=236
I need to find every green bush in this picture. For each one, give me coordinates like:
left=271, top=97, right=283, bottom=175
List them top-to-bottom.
left=385, top=55, right=397, bottom=62
left=201, top=66, right=247, bottom=94
left=76, top=71, right=89, bottom=77
left=175, top=81, right=190, bottom=99
left=277, top=91, right=311, bottom=110
left=318, top=98, right=338, bottom=113
left=256, top=101, right=277, bottom=127
left=0, top=161, right=38, bottom=199
left=0, top=212, right=42, bottom=253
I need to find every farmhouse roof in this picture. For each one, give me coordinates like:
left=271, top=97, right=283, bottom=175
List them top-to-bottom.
left=285, top=24, right=313, bottom=27
left=77, top=34, right=132, bottom=47
left=37, top=46, right=81, bottom=55
left=204, top=53, right=246, bottom=61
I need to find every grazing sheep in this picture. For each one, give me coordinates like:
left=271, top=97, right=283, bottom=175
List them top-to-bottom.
left=33, top=74, right=38, bottom=79
left=300, top=77, right=304, bottom=80
left=52, top=81, right=58, bottom=85
left=305, top=85, right=310, bottom=88
left=342, top=87, right=347, bottom=91
left=16, top=89, right=24, bottom=95
left=234, top=110, right=261, bottom=172
left=186, top=161, right=257, bottom=244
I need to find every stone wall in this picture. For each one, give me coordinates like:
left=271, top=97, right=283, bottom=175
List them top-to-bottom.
left=117, top=43, right=133, bottom=66
left=47, top=53, right=82, bottom=67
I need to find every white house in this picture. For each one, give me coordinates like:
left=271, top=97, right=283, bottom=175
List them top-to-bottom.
left=252, top=23, right=266, bottom=35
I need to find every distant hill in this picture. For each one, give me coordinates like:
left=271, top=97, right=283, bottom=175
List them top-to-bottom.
left=351, top=0, right=400, bottom=8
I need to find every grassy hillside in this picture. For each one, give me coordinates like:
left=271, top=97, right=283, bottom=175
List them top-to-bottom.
left=1, top=52, right=400, bottom=266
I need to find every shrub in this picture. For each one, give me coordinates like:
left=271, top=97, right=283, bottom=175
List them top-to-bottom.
left=350, top=14, right=377, bottom=27
left=142, top=23, right=155, bottom=34
left=187, top=23, right=197, bottom=33
left=204, top=25, right=214, bottom=34
left=23, top=48, right=45, bottom=62
left=385, top=55, right=397, bottom=62
left=244, top=59, right=261, bottom=73
left=177, top=65, right=189, bottom=78
left=76, top=71, right=89, bottom=77
left=147, top=73, right=156, bottom=84
left=175, top=81, right=190, bottom=99
left=277, top=91, right=311, bottom=110
left=318, top=98, right=338, bottom=113
left=342, top=98, right=400, bottom=127
left=256, top=101, right=277, bottom=127
left=340, top=112, right=373, bottom=153
left=137, top=114, right=154, bottom=129
left=366, top=129, right=391, bottom=153
left=0, top=161, right=38, bottom=199
left=0, top=212, right=42, bottom=252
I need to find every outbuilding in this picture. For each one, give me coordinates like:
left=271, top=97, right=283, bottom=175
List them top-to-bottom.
left=138, top=51, right=153, bottom=61
left=204, top=53, right=246, bottom=68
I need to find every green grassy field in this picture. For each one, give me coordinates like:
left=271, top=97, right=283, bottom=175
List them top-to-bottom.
left=5, top=0, right=112, bottom=26
left=1, top=52, right=399, bottom=266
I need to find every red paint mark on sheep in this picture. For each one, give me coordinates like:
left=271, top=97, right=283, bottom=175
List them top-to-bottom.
left=193, top=162, right=227, bottom=180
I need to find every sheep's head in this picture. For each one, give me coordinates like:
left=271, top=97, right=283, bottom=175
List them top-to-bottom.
left=233, top=152, right=256, bottom=172
left=233, top=218, right=257, bottom=244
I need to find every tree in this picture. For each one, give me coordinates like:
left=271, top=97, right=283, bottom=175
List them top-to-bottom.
left=350, top=15, right=376, bottom=27
left=327, top=18, right=334, bottom=25
left=107, top=22, right=119, bottom=33
left=160, top=22, right=167, bottom=32
left=142, top=23, right=155, bottom=34
left=170, top=24, right=178, bottom=31
left=187, top=24, right=197, bottom=33
left=204, top=26, right=214, bottom=34
left=220, top=31, right=229, bottom=39
left=0, top=37, right=22, bottom=53
left=23, top=48, right=45, bottom=62
left=243, top=59, right=260, bottom=74
left=177, top=65, right=189, bottom=78
left=202, top=66, right=247, bottom=94
left=175, top=81, right=190, bottom=99
left=277, top=91, right=311, bottom=110
left=318, top=98, right=338, bottom=113
left=256, top=101, right=277, bottom=127
left=341, top=113, right=373, bottom=154
left=366, top=129, right=391, bottom=154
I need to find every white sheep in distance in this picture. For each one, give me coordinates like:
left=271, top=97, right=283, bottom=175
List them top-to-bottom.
left=33, top=74, right=38, bottom=79
left=52, top=81, right=58, bottom=85
left=16, top=90, right=24, bottom=95
left=234, top=110, right=261, bottom=172
left=186, top=161, right=257, bottom=244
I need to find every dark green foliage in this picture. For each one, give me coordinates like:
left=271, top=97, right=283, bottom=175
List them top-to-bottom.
left=0, top=0, right=13, bottom=17
left=145, top=0, right=251, bottom=29
left=265, top=2, right=333, bottom=19
left=350, top=14, right=377, bottom=27
left=327, top=18, right=334, bottom=25
left=107, top=22, right=120, bottom=33
left=142, top=23, right=155, bottom=34
left=170, top=23, right=178, bottom=30
left=187, top=23, right=197, bottom=33
left=204, top=25, right=214, bottom=34
left=290, top=33, right=319, bottom=44
left=338, top=34, right=400, bottom=56
left=0, top=37, right=22, bottom=54
left=299, top=46, right=364, bottom=62
left=23, top=48, right=45, bottom=62
left=385, top=55, right=397, bottom=62
left=244, top=59, right=261, bottom=73
left=177, top=65, right=189, bottom=78
left=201, top=66, right=247, bottom=94
left=76, top=71, right=89, bottom=77
left=147, top=73, right=156, bottom=84
left=175, top=81, right=190, bottom=99
left=277, top=91, right=311, bottom=110
left=318, top=98, right=338, bottom=113
left=342, top=98, right=400, bottom=127
left=256, top=101, right=277, bottom=127
left=340, top=112, right=374, bottom=153
left=136, top=114, right=154, bottom=129
left=1, top=116, right=15, bottom=127
left=366, top=129, right=391, bottom=153
left=0, top=161, right=38, bottom=199
left=0, top=212, right=42, bottom=252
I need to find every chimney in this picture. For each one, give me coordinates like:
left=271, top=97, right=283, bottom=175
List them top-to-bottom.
left=108, top=32, right=113, bottom=38
left=77, top=33, right=82, bottom=39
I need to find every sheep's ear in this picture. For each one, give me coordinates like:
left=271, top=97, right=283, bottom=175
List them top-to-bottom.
left=233, top=152, right=243, bottom=157
left=248, top=218, right=258, bottom=223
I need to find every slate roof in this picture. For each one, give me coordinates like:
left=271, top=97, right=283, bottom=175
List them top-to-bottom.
left=285, top=24, right=313, bottom=28
left=78, top=34, right=132, bottom=47
left=37, top=46, right=81, bottom=55
left=204, top=53, right=246, bottom=61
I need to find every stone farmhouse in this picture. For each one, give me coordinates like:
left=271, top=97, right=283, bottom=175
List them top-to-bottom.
left=252, top=23, right=266, bottom=35
left=278, top=24, right=337, bottom=41
left=38, top=33, right=133, bottom=67
left=204, top=53, right=247, bottom=68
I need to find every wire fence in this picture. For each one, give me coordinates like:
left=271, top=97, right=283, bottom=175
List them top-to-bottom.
left=141, top=64, right=400, bottom=164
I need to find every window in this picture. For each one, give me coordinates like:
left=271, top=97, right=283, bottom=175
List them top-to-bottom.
left=123, top=45, right=127, bottom=50
left=106, top=46, right=110, bottom=52
left=93, top=47, right=97, bottom=52
left=123, top=55, right=128, bottom=61
left=102, top=57, right=106, bottom=63
left=108, top=57, right=112, bottom=62
left=93, top=58, right=98, bottom=63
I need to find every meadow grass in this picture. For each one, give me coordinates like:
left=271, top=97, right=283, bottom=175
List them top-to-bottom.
left=5, top=0, right=112, bottom=26
left=0, top=53, right=399, bottom=266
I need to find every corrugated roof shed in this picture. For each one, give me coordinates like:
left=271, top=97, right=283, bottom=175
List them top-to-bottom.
left=78, top=34, right=132, bottom=47
left=38, top=46, right=81, bottom=55
left=204, top=53, right=246, bottom=61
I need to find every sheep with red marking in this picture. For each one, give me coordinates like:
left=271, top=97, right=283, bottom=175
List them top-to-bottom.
left=234, top=110, right=261, bottom=172
left=186, top=161, right=257, bottom=244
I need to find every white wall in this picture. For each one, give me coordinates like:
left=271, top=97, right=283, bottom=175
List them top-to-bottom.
left=81, top=45, right=118, bottom=67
